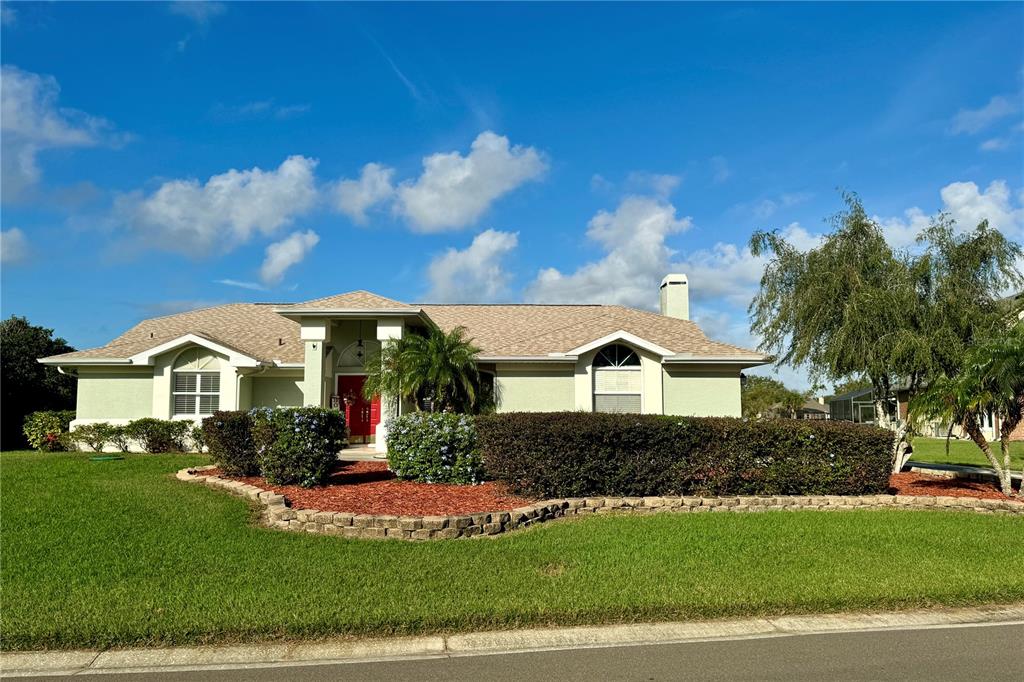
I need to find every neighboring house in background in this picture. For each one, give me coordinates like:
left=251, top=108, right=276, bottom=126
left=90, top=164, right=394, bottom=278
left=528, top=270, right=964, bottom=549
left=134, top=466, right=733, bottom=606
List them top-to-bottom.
left=40, top=274, right=769, bottom=452
left=825, top=385, right=1017, bottom=442
left=796, top=398, right=828, bottom=420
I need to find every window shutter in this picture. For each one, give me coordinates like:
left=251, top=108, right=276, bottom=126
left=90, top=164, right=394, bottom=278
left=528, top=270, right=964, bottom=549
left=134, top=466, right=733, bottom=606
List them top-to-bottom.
left=594, top=369, right=641, bottom=393
left=174, top=373, right=197, bottom=393
left=200, top=373, right=220, bottom=393
left=174, top=395, right=196, bottom=415
left=199, top=395, right=220, bottom=414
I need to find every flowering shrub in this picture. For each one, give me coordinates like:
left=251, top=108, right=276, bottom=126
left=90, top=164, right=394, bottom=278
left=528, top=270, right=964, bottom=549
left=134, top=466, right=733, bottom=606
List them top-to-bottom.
left=251, top=407, right=346, bottom=487
left=23, top=410, right=76, bottom=451
left=202, top=411, right=259, bottom=475
left=386, top=412, right=484, bottom=484
left=476, top=413, right=893, bottom=498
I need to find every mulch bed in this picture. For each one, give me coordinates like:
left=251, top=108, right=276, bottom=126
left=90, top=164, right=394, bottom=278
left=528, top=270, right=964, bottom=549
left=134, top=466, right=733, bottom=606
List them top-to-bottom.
left=214, top=461, right=534, bottom=516
left=206, top=465, right=1021, bottom=516
left=889, top=472, right=1021, bottom=503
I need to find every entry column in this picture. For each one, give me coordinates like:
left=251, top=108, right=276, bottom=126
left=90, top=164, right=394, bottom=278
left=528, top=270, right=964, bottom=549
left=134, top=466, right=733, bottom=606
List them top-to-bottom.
left=374, top=319, right=404, bottom=452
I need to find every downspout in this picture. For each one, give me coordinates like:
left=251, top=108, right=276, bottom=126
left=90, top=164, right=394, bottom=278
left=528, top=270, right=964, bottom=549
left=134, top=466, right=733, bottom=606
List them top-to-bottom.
left=235, top=364, right=270, bottom=410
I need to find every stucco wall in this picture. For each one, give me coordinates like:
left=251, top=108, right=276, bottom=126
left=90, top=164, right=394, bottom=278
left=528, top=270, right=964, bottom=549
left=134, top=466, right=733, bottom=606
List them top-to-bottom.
left=495, top=364, right=575, bottom=412
left=662, top=365, right=742, bottom=417
left=75, top=367, right=154, bottom=420
left=250, top=374, right=304, bottom=408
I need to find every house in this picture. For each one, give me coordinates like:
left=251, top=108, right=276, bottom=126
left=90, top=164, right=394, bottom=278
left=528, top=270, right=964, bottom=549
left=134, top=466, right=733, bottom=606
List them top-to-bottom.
left=40, top=274, right=769, bottom=451
left=796, top=398, right=828, bottom=420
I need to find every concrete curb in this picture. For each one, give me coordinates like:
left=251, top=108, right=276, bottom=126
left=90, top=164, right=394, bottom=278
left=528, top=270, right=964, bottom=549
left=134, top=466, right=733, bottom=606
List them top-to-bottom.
left=3, top=604, right=1022, bottom=677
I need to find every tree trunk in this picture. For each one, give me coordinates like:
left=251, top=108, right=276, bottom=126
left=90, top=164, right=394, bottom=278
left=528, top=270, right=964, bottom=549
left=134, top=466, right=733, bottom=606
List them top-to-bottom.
left=877, top=397, right=912, bottom=473
left=998, top=410, right=1022, bottom=498
left=964, top=414, right=1013, bottom=496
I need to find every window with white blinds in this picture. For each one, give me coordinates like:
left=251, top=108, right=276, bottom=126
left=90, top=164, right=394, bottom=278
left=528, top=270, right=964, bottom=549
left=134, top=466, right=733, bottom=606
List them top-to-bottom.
left=592, top=344, right=642, bottom=414
left=173, top=371, right=220, bottom=416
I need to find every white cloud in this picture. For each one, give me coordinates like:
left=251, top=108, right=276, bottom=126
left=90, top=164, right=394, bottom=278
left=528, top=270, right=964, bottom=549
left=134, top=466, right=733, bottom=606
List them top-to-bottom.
left=169, top=1, right=226, bottom=25
left=1, top=66, right=124, bottom=202
left=950, top=95, right=1018, bottom=135
left=211, top=100, right=311, bottom=121
left=395, top=131, right=547, bottom=232
left=331, top=132, right=546, bottom=232
left=980, top=137, right=1009, bottom=152
left=115, top=155, right=318, bottom=254
left=710, top=156, right=731, bottom=183
left=331, top=162, right=395, bottom=224
left=626, top=172, right=681, bottom=198
left=940, top=180, right=1023, bottom=238
left=749, top=192, right=813, bottom=220
left=526, top=196, right=692, bottom=308
left=877, top=207, right=932, bottom=249
left=0, top=228, right=29, bottom=264
left=425, top=229, right=519, bottom=302
left=259, top=230, right=319, bottom=285
left=215, top=278, right=267, bottom=291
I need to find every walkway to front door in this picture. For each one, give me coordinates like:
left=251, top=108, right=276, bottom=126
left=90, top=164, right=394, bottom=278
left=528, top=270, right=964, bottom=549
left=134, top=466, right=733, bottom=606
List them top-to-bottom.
left=338, top=375, right=381, bottom=444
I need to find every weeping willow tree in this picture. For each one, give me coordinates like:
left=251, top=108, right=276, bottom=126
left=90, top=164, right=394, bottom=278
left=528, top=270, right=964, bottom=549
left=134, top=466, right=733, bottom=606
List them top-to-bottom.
left=749, top=192, right=1021, bottom=473
left=362, top=320, right=487, bottom=413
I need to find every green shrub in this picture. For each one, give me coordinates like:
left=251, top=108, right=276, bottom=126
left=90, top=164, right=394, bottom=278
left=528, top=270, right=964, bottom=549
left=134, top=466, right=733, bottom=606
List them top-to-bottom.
left=251, top=407, right=346, bottom=487
left=22, top=410, right=76, bottom=451
left=202, top=411, right=259, bottom=476
left=387, top=412, right=484, bottom=484
left=477, top=413, right=894, bottom=498
left=124, top=418, right=190, bottom=453
left=70, top=422, right=117, bottom=452
left=189, top=424, right=207, bottom=453
left=108, top=425, right=132, bottom=453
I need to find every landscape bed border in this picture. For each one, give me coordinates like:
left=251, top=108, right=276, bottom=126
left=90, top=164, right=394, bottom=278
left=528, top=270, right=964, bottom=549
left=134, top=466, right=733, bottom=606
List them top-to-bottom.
left=177, top=466, right=1024, bottom=541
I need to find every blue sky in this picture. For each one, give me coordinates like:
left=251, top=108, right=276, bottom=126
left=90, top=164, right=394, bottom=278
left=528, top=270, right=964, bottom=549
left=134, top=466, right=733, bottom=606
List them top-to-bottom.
left=2, top=1, right=1022, bottom=389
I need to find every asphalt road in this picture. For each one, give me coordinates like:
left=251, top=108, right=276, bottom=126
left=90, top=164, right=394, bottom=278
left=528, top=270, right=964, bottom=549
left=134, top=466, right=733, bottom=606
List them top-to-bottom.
left=27, top=623, right=1021, bottom=681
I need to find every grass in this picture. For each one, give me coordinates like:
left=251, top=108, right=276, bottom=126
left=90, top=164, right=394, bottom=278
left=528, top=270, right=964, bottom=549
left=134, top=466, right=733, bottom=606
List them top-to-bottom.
left=910, top=437, right=1024, bottom=471
left=2, top=451, right=1023, bottom=651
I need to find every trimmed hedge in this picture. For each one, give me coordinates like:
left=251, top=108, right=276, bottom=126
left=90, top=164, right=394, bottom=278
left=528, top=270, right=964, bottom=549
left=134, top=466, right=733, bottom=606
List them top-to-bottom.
left=251, top=407, right=346, bottom=487
left=22, top=410, right=76, bottom=451
left=202, top=411, right=259, bottom=476
left=387, top=412, right=484, bottom=484
left=477, top=413, right=893, bottom=498
left=124, top=418, right=190, bottom=453
left=69, top=422, right=118, bottom=452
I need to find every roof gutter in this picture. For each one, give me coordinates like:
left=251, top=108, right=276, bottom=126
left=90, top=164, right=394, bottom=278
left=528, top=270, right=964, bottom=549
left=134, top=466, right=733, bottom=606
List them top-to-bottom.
left=38, top=358, right=133, bottom=366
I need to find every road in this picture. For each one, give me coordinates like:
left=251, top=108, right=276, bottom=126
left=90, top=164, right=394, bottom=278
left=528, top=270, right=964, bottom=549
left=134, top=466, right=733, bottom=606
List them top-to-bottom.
left=25, top=622, right=1021, bottom=682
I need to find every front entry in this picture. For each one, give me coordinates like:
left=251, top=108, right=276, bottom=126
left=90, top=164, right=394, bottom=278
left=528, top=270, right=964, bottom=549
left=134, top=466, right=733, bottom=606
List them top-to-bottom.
left=338, top=375, right=381, bottom=443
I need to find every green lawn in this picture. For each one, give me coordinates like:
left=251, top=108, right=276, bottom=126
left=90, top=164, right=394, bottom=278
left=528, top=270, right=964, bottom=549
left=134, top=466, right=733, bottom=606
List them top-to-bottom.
left=910, top=437, right=1024, bottom=471
left=2, top=451, right=1023, bottom=651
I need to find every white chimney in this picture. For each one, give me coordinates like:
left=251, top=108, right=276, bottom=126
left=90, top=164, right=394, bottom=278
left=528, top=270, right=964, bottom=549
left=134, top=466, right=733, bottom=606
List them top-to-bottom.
left=660, top=273, right=689, bottom=320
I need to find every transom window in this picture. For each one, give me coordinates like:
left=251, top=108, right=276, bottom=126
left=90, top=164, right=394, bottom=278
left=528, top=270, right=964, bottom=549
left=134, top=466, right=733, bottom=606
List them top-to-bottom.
left=593, top=344, right=641, bottom=413
left=172, top=348, right=221, bottom=417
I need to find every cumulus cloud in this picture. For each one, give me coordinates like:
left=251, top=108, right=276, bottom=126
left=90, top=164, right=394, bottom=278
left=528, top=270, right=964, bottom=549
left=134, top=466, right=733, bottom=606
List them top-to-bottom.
left=1, top=66, right=125, bottom=202
left=950, top=95, right=1018, bottom=135
left=332, top=131, right=546, bottom=231
left=114, top=155, right=318, bottom=255
left=331, top=162, right=396, bottom=224
left=878, top=180, right=1024, bottom=248
left=526, top=196, right=692, bottom=308
left=0, top=228, right=29, bottom=264
left=425, top=229, right=518, bottom=302
left=259, top=230, right=319, bottom=285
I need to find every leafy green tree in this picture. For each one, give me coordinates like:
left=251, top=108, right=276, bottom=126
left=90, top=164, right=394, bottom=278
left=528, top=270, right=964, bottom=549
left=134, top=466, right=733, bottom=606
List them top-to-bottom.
left=749, top=193, right=1021, bottom=472
left=1, top=316, right=77, bottom=449
left=363, top=321, right=486, bottom=413
left=911, top=322, right=1023, bottom=496
left=741, top=375, right=807, bottom=419
left=831, top=376, right=871, bottom=397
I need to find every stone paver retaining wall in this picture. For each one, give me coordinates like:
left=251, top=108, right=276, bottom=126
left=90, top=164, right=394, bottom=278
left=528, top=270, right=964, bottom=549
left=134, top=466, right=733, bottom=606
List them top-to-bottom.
left=177, top=466, right=1024, bottom=541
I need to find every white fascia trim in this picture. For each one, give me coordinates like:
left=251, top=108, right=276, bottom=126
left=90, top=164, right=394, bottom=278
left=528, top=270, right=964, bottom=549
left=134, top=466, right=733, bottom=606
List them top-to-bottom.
left=564, top=331, right=675, bottom=358
left=127, top=334, right=263, bottom=368
left=478, top=355, right=578, bottom=363
left=663, top=355, right=770, bottom=365
left=38, top=358, right=132, bottom=366
left=272, top=361, right=305, bottom=368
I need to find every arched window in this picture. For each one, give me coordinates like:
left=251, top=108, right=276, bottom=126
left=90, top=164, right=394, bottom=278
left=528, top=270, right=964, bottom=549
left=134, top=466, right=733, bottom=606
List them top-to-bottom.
left=592, top=344, right=642, bottom=413
left=172, top=348, right=221, bottom=417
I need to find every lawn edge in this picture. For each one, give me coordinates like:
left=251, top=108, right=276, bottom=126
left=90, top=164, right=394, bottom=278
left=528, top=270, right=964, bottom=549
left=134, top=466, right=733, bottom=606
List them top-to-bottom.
left=4, top=603, right=1022, bottom=676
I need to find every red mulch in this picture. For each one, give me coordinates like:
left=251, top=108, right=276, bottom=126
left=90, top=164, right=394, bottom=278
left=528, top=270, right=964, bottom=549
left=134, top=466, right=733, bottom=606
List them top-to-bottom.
left=213, top=461, right=534, bottom=516
left=889, top=472, right=1021, bottom=503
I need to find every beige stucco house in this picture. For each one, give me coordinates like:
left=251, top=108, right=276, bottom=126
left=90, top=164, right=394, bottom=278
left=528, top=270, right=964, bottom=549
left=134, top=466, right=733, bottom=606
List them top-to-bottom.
left=40, top=274, right=768, bottom=451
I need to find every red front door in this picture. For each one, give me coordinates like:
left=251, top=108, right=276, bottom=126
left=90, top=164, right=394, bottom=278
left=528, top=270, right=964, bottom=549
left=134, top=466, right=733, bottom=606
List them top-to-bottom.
left=338, top=375, right=380, bottom=440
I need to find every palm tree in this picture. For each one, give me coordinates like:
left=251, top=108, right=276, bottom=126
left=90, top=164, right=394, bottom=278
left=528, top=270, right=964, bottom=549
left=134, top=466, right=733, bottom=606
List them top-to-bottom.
left=362, top=321, right=486, bottom=413
left=910, top=322, right=1023, bottom=496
